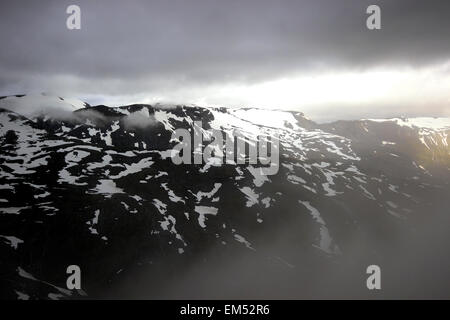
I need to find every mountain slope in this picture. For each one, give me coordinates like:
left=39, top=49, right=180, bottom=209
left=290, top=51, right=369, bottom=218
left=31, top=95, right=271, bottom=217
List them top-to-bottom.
left=1, top=95, right=449, bottom=299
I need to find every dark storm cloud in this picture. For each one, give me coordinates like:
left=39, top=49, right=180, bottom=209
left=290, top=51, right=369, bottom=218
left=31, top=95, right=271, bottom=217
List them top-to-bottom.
left=0, top=0, right=450, bottom=114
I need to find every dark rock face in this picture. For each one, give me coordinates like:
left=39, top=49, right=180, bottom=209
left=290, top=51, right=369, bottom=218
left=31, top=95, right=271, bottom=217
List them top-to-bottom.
left=0, top=95, right=449, bottom=299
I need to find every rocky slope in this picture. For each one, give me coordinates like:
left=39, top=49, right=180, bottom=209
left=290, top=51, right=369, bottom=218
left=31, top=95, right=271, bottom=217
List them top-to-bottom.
left=0, top=94, right=449, bottom=299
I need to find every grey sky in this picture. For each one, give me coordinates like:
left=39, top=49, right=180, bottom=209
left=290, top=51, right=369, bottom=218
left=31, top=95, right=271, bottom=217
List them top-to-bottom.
left=1, top=0, right=450, bottom=121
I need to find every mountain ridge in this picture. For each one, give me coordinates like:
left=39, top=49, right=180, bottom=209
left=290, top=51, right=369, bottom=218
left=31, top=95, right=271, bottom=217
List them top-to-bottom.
left=0, top=94, right=449, bottom=299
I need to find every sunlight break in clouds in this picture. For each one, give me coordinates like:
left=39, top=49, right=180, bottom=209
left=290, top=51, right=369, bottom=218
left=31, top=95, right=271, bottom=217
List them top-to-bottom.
left=85, top=62, right=450, bottom=123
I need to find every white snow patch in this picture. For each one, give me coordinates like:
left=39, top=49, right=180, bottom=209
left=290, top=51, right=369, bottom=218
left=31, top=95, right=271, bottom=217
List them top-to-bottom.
left=248, top=166, right=270, bottom=187
left=93, top=179, right=124, bottom=196
left=191, top=183, right=222, bottom=202
left=239, top=187, right=259, bottom=207
left=299, top=201, right=339, bottom=255
left=194, top=206, right=218, bottom=228
left=1, top=207, right=29, bottom=214
left=234, top=233, right=255, bottom=250
left=0, top=235, right=24, bottom=249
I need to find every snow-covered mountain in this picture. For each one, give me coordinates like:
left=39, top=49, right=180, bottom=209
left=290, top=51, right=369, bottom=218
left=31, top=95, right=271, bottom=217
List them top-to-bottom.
left=1, top=94, right=449, bottom=299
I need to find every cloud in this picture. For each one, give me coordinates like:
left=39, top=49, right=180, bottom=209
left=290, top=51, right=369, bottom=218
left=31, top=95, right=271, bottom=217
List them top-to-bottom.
left=1, top=0, right=450, bottom=120
left=0, top=93, right=84, bottom=119
left=122, top=109, right=158, bottom=129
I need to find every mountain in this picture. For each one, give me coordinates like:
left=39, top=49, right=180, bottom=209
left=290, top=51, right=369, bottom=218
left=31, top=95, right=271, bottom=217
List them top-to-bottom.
left=1, top=94, right=449, bottom=299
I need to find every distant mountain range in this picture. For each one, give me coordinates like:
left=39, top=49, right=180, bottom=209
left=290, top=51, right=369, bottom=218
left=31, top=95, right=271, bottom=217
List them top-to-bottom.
left=1, top=94, right=449, bottom=299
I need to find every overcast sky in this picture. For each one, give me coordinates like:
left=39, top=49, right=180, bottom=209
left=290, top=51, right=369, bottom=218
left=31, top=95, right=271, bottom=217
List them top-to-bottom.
left=1, top=0, right=450, bottom=122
